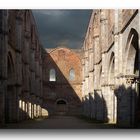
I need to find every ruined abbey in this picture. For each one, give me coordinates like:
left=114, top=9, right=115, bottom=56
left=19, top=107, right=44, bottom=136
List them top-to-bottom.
left=0, top=10, right=140, bottom=128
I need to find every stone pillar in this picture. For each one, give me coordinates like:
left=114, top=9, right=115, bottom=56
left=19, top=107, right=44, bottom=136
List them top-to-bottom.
left=114, top=9, right=120, bottom=124
left=0, top=10, right=8, bottom=125
left=100, top=10, right=109, bottom=123
left=23, top=28, right=31, bottom=120
left=88, top=48, right=94, bottom=94
left=84, top=49, right=89, bottom=96
left=14, top=53, right=22, bottom=122
left=82, top=55, right=85, bottom=97
left=88, top=72, right=94, bottom=93
left=115, top=75, right=138, bottom=127
left=85, top=77, right=89, bottom=96
left=106, top=85, right=116, bottom=123
left=94, top=89, right=104, bottom=121
left=89, top=93, right=96, bottom=119
left=85, top=95, right=90, bottom=117
left=83, top=96, right=87, bottom=116
left=18, top=99, right=23, bottom=121
left=22, top=101, right=26, bottom=120
left=25, top=101, right=29, bottom=119
left=31, top=103, right=34, bottom=119
left=39, top=103, right=42, bottom=117
left=34, top=104, right=37, bottom=118
left=37, top=104, right=40, bottom=118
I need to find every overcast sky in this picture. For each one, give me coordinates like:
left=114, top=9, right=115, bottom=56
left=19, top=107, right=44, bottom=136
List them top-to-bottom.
left=33, top=10, right=92, bottom=49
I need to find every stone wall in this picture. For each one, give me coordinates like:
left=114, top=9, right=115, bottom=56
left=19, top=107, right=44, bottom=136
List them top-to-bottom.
left=82, top=9, right=140, bottom=127
left=0, top=10, right=44, bottom=126
left=42, top=47, right=82, bottom=116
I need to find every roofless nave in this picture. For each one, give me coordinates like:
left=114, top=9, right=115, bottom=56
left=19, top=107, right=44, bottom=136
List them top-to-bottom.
left=0, top=10, right=140, bottom=128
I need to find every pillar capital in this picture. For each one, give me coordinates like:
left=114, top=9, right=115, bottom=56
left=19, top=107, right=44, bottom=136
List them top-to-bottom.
left=108, top=84, right=115, bottom=90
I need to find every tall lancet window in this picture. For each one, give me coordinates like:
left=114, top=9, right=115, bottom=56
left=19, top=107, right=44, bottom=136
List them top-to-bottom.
left=69, top=68, right=75, bottom=81
left=49, top=69, right=56, bottom=81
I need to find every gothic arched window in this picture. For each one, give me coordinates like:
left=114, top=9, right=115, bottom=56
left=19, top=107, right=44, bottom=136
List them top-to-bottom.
left=69, top=68, right=75, bottom=81
left=49, top=69, right=56, bottom=81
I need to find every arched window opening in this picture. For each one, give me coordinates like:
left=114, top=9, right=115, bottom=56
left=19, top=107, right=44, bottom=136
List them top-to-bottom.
left=69, top=68, right=75, bottom=81
left=49, top=69, right=56, bottom=81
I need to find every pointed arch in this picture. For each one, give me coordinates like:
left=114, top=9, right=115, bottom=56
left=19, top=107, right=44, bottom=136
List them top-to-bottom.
left=125, top=28, right=139, bottom=75
left=108, top=52, right=115, bottom=84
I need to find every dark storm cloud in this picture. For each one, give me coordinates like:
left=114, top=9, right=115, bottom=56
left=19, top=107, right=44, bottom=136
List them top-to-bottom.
left=32, top=10, right=92, bottom=49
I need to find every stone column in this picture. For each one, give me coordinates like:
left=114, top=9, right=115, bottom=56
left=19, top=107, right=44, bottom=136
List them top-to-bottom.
left=114, top=9, right=120, bottom=124
left=0, top=10, right=8, bottom=125
left=23, top=29, right=31, bottom=120
left=88, top=48, right=94, bottom=94
left=84, top=49, right=89, bottom=96
left=15, top=52, right=22, bottom=122
left=82, top=57, right=85, bottom=97
left=88, top=72, right=94, bottom=93
left=116, top=75, right=137, bottom=127
left=94, top=89, right=104, bottom=121
left=89, top=93, right=96, bottom=119
left=84, top=95, right=89, bottom=117
left=82, top=97, right=85, bottom=116
left=18, top=99, right=22, bottom=121
left=22, top=101, right=26, bottom=120
left=31, top=102, right=34, bottom=119
left=34, top=103, right=37, bottom=118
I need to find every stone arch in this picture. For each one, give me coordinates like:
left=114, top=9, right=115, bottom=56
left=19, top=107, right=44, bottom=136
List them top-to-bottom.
left=124, top=28, right=140, bottom=125
left=125, top=28, right=139, bottom=75
left=49, top=47, right=82, bottom=82
left=49, top=47, right=82, bottom=64
left=5, top=51, right=16, bottom=123
left=107, top=51, right=116, bottom=122
left=108, top=52, right=115, bottom=84
left=55, top=98, right=68, bottom=115
left=56, top=98, right=68, bottom=105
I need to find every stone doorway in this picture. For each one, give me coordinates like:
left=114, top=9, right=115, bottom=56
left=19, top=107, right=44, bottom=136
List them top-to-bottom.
left=55, top=99, right=68, bottom=115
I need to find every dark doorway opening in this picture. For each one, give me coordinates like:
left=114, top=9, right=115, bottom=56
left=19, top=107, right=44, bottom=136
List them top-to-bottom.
left=55, top=99, right=68, bottom=115
left=57, top=100, right=66, bottom=105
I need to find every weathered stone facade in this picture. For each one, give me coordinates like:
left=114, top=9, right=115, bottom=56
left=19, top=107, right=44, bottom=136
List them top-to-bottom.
left=1, top=9, right=140, bottom=128
left=82, top=9, right=140, bottom=127
left=0, top=10, right=44, bottom=126
left=42, top=47, right=82, bottom=116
